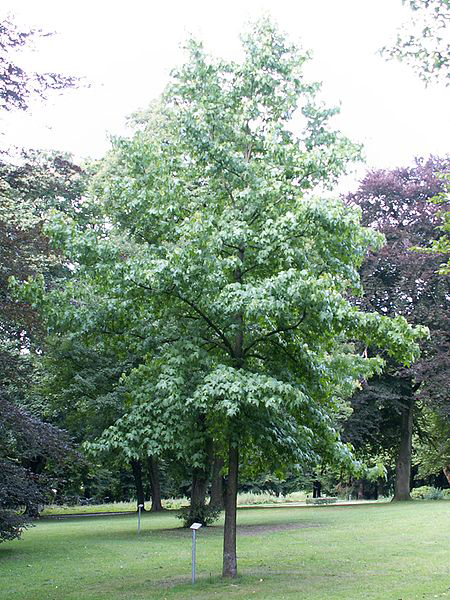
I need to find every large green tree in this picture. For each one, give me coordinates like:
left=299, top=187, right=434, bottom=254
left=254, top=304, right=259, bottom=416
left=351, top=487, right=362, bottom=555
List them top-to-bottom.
left=26, top=20, right=425, bottom=576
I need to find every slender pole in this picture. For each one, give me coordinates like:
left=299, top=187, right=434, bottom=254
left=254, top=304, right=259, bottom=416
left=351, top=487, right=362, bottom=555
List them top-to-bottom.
left=138, top=504, right=142, bottom=534
left=192, top=529, right=196, bottom=583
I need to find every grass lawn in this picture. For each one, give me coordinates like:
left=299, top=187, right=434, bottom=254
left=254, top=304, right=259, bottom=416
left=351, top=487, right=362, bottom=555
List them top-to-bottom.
left=40, top=492, right=309, bottom=516
left=1, top=501, right=449, bottom=599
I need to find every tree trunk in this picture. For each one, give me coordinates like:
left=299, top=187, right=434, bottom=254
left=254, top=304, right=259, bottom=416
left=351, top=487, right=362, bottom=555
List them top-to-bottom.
left=393, top=397, right=414, bottom=501
left=222, top=437, right=238, bottom=578
left=210, top=455, right=224, bottom=509
left=147, top=457, right=163, bottom=512
left=130, top=459, right=146, bottom=510
left=443, top=466, right=450, bottom=486
left=190, top=467, right=209, bottom=513
left=312, top=480, right=321, bottom=498
left=357, top=480, right=365, bottom=500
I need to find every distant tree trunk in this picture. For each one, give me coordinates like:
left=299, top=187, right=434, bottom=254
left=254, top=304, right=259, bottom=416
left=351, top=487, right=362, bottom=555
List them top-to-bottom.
left=393, top=397, right=414, bottom=501
left=222, top=438, right=238, bottom=578
left=210, top=455, right=224, bottom=509
left=23, top=456, right=46, bottom=517
left=147, top=457, right=163, bottom=512
left=130, top=459, right=146, bottom=510
left=443, top=466, right=450, bottom=486
left=189, top=467, right=209, bottom=520
left=312, top=480, right=321, bottom=498
left=358, top=480, right=365, bottom=500
left=373, top=482, right=379, bottom=500
left=24, top=500, right=41, bottom=518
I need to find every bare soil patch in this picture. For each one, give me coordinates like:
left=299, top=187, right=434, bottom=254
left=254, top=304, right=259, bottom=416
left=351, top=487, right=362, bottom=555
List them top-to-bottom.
left=160, top=521, right=319, bottom=537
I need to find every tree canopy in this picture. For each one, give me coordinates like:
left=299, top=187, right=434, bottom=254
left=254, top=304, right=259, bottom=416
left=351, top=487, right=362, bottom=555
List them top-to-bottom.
left=382, top=0, right=450, bottom=86
left=0, top=16, right=83, bottom=542
left=0, top=17, right=77, bottom=112
left=344, top=157, right=450, bottom=499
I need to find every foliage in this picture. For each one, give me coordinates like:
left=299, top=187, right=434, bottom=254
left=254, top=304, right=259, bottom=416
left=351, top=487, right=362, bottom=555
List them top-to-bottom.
left=382, top=0, right=450, bottom=86
left=0, top=16, right=77, bottom=112
left=0, top=17, right=85, bottom=540
left=343, top=158, right=450, bottom=498
left=413, top=172, right=450, bottom=275
left=0, top=392, right=71, bottom=542
left=415, top=410, right=450, bottom=479
left=410, top=485, right=444, bottom=499
left=177, top=504, right=221, bottom=528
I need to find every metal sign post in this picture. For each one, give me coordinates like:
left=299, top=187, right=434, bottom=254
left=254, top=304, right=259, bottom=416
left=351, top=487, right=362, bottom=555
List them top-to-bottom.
left=138, top=504, right=144, bottom=534
left=190, top=522, right=202, bottom=583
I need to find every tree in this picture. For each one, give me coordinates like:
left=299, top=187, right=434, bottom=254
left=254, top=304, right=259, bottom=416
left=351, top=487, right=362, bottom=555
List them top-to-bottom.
left=382, top=0, right=450, bottom=86
left=0, top=16, right=77, bottom=112
left=0, top=16, right=84, bottom=540
left=26, top=19, right=425, bottom=576
left=0, top=150, right=86, bottom=536
left=345, top=157, right=450, bottom=500
left=414, top=172, right=450, bottom=275
left=41, top=335, right=164, bottom=511
left=0, top=391, right=71, bottom=542
left=415, top=409, right=450, bottom=485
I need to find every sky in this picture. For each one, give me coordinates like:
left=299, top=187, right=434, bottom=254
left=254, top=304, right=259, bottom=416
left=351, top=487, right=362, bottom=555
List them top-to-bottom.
left=1, top=0, right=449, bottom=192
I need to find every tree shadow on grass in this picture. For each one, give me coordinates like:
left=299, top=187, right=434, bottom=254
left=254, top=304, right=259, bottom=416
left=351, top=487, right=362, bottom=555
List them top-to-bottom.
left=159, top=521, right=320, bottom=537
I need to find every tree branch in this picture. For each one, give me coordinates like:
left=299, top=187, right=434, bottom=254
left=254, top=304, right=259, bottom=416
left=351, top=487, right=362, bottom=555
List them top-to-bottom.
left=243, top=313, right=305, bottom=356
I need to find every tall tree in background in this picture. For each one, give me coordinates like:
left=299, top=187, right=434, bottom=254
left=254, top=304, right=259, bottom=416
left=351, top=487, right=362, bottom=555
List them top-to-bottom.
left=382, top=0, right=450, bottom=86
left=383, top=1, right=450, bottom=274
left=0, top=15, right=83, bottom=541
left=0, top=16, right=77, bottom=112
left=26, top=20, right=426, bottom=576
left=345, top=157, right=450, bottom=500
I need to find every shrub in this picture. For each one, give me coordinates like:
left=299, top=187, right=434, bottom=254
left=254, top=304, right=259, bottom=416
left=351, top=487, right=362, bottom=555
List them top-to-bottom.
left=411, top=486, right=444, bottom=500
left=177, top=504, right=221, bottom=528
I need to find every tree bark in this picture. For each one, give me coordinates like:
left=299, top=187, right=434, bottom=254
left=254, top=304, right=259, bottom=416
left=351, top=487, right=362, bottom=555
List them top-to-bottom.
left=393, top=397, right=414, bottom=501
left=222, top=437, right=238, bottom=578
left=210, top=455, right=224, bottom=509
left=147, top=457, right=163, bottom=512
left=130, top=459, right=146, bottom=510
left=443, top=466, right=450, bottom=486
left=190, top=467, right=209, bottom=518
left=312, top=480, right=321, bottom=498
left=357, top=480, right=365, bottom=500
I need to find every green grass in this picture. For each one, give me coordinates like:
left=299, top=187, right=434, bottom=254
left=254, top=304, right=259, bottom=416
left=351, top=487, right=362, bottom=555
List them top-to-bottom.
left=41, top=492, right=310, bottom=516
left=1, top=501, right=449, bottom=599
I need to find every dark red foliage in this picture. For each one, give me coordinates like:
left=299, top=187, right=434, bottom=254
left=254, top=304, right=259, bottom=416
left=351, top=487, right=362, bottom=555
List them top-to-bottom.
left=346, top=157, right=450, bottom=415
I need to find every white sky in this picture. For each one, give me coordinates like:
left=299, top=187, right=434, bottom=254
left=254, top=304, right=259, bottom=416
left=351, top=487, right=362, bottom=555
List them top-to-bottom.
left=1, top=0, right=449, bottom=192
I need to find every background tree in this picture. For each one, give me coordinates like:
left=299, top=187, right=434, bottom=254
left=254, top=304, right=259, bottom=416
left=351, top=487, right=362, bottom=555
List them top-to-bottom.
left=382, top=0, right=450, bottom=86
left=0, top=15, right=84, bottom=540
left=0, top=16, right=77, bottom=112
left=344, top=157, right=450, bottom=500
left=414, top=172, right=450, bottom=275
left=41, top=334, right=164, bottom=510
left=0, top=391, right=71, bottom=542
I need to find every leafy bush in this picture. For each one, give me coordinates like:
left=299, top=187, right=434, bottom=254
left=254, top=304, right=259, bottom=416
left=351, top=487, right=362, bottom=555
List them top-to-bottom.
left=411, top=486, right=444, bottom=500
left=237, top=491, right=307, bottom=505
left=177, top=504, right=221, bottom=528
left=0, top=511, right=28, bottom=543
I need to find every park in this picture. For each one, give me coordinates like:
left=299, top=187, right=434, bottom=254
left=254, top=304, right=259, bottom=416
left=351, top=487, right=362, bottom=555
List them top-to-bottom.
left=1, top=1, right=449, bottom=598
left=1, top=500, right=449, bottom=599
